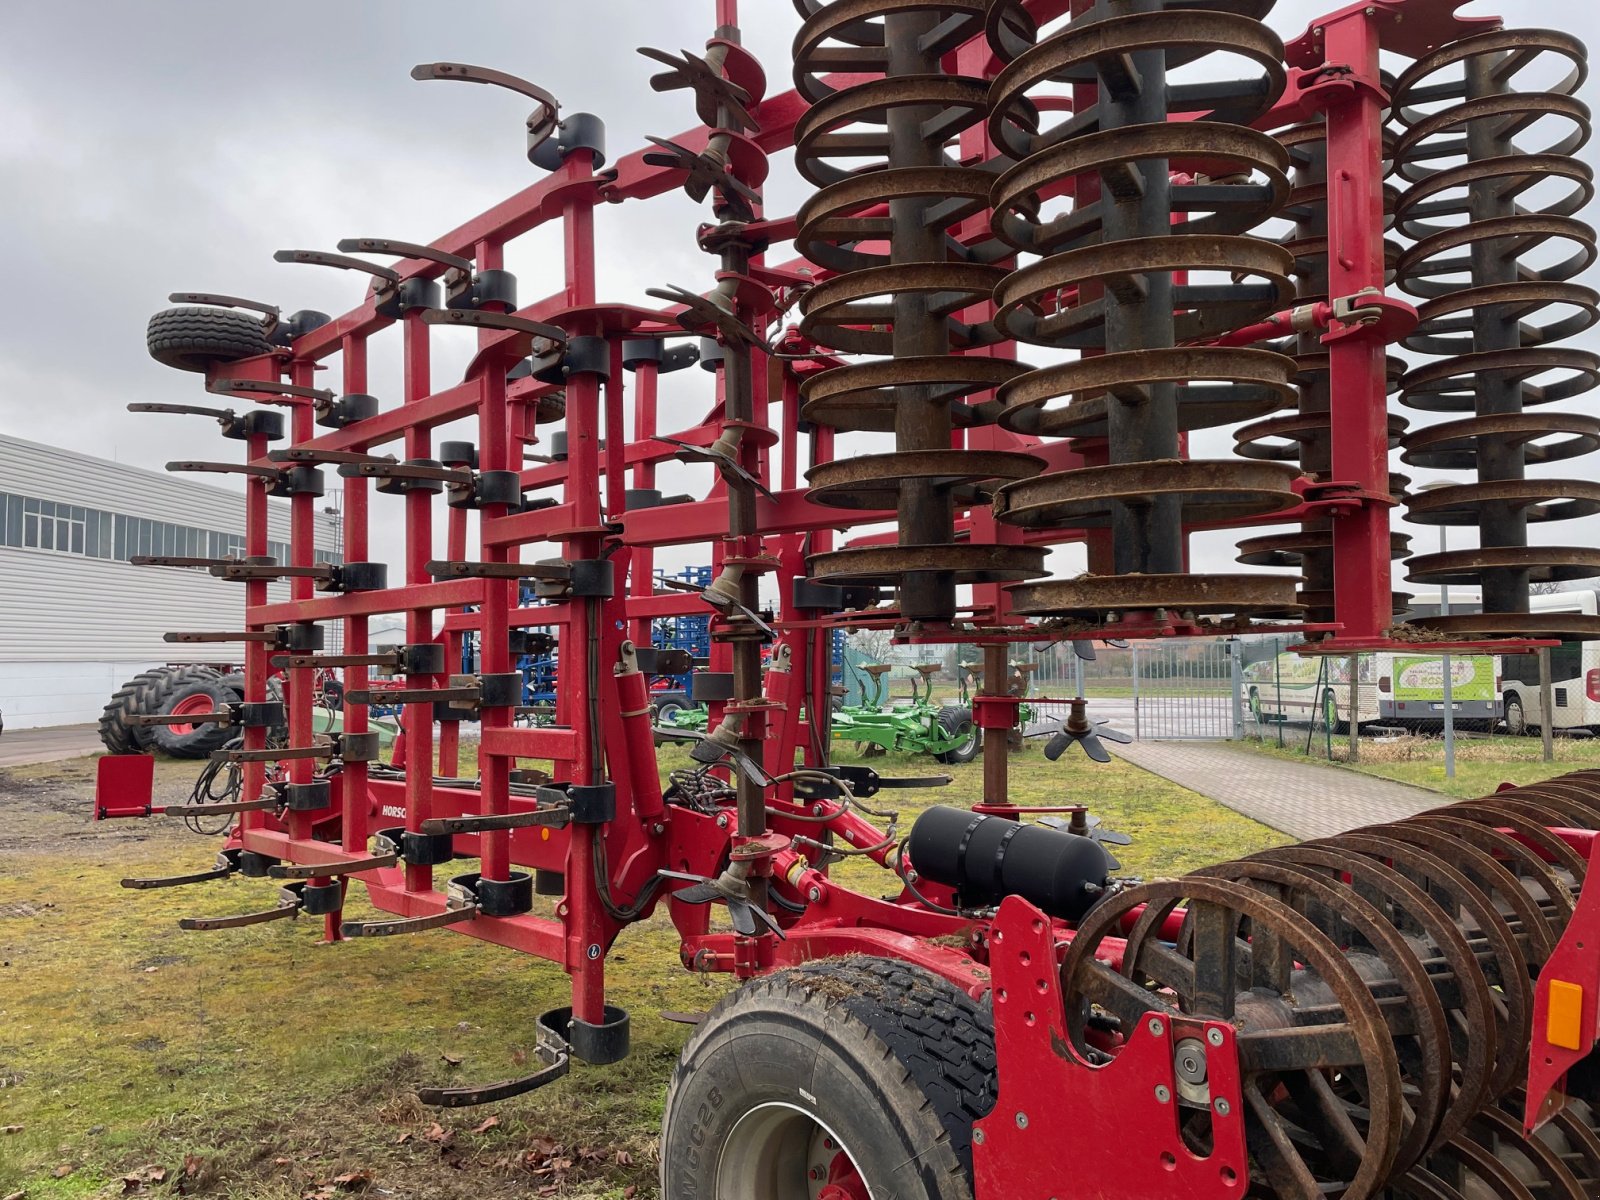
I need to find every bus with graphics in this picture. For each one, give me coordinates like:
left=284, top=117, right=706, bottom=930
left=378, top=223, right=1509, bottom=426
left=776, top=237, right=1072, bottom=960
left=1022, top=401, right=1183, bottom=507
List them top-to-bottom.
left=1241, top=646, right=1499, bottom=731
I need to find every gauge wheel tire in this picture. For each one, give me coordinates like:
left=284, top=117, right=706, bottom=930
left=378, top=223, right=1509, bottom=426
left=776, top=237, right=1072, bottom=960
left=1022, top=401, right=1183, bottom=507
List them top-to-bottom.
left=147, top=306, right=275, bottom=373
left=99, top=665, right=220, bottom=754
left=150, top=680, right=239, bottom=759
left=1504, top=694, right=1536, bottom=738
left=653, top=697, right=686, bottom=746
left=934, top=705, right=980, bottom=764
left=660, top=957, right=995, bottom=1200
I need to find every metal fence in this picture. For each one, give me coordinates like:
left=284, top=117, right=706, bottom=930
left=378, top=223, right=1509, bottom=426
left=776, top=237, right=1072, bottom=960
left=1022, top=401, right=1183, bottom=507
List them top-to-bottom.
left=1028, top=639, right=1243, bottom=741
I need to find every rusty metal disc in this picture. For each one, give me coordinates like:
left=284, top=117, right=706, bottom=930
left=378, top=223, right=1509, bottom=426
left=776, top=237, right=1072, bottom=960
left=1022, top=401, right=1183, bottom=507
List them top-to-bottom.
left=791, top=0, right=984, bottom=103
left=986, top=9, right=1287, bottom=161
left=1391, top=28, right=1588, bottom=128
left=792, top=73, right=989, bottom=187
left=988, top=121, right=1291, bottom=254
left=1392, top=149, right=1594, bottom=244
left=796, top=164, right=993, bottom=272
left=1395, top=215, right=1598, bottom=300
left=994, top=234, right=1295, bottom=348
left=798, top=261, right=1008, bottom=355
left=1404, top=281, right=1600, bottom=358
left=1397, top=345, right=1600, bottom=412
left=995, top=346, right=1296, bottom=437
left=798, top=355, right=1027, bottom=432
left=1237, top=410, right=1409, bottom=461
left=1400, top=411, right=1600, bottom=469
left=805, top=448, right=1043, bottom=510
left=993, top=459, right=1301, bottom=529
left=1406, top=477, right=1600, bottom=525
left=1238, top=529, right=1410, bottom=568
left=805, top=542, right=1047, bottom=588
left=1404, top=545, right=1600, bottom=587
left=1006, top=571, right=1302, bottom=619
left=1412, top=612, right=1600, bottom=641
left=1326, top=829, right=1534, bottom=1101
left=1245, top=843, right=1498, bottom=1147
left=1190, top=858, right=1455, bottom=1171
left=1059, top=877, right=1404, bottom=1200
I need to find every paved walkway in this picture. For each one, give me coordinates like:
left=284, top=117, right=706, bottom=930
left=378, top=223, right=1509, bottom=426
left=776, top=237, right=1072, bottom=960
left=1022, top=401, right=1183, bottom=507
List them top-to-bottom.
left=0, top=723, right=101, bottom=769
left=1109, top=740, right=1445, bottom=840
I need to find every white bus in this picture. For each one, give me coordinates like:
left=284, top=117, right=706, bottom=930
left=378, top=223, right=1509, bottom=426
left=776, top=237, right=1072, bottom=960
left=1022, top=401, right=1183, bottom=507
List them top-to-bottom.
left=1498, top=588, right=1600, bottom=736
left=1241, top=647, right=1498, bottom=731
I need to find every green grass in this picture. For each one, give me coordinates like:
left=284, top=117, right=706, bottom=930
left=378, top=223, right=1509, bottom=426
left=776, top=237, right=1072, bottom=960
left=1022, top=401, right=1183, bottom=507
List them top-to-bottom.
left=1236, top=730, right=1600, bottom=799
left=0, top=742, right=1280, bottom=1198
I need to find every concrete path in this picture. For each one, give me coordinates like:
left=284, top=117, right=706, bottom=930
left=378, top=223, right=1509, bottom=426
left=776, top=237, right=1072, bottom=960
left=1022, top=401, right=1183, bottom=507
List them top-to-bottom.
left=0, top=723, right=101, bottom=769
left=1108, top=740, right=1445, bottom=840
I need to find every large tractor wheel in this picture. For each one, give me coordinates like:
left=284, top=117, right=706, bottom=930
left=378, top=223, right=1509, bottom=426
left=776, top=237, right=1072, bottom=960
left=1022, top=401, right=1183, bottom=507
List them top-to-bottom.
left=146, top=306, right=274, bottom=373
left=99, top=665, right=222, bottom=754
left=151, top=679, right=239, bottom=759
left=933, top=705, right=980, bottom=765
left=661, top=957, right=994, bottom=1200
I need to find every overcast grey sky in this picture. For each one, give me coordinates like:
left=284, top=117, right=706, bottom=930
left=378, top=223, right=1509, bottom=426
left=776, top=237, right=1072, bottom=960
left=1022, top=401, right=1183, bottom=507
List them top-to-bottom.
left=2, top=1, right=1596, bottom=597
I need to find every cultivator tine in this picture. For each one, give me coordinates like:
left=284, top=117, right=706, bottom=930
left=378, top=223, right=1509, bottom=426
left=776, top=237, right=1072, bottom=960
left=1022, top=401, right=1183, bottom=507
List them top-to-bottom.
left=408, top=62, right=560, bottom=152
left=335, top=238, right=473, bottom=273
left=167, top=291, right=279, bottom=321
left=208, top=378, right=335, bottom=405
left=213, top=745, right=332, bottom=764
left=168, top=797, right=277, bottom=817
left=418, top=808, right=570, bottom=836
left=122, top=850, right=242, bottom=891
left=268, top=854, right=398, bottom=880
left=179, top=885, right=304, bottom=931
left=339, top=904, right=479, bottom=939
left=414, top=1011, right=572, bottom=1107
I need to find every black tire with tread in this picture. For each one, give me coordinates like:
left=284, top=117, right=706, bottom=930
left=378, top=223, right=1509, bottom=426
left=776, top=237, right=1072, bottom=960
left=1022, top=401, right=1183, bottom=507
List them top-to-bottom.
left=147, top=306, right=274, bottom=373
left=99, top=664, right=221, bottom=753
left=218, top=672, right=247, bottom=701
left=151, top=680, right=238, bottom=759
left=934, top=704, right=980, bottom=765
left=660, top=956, right=995, bottom=1200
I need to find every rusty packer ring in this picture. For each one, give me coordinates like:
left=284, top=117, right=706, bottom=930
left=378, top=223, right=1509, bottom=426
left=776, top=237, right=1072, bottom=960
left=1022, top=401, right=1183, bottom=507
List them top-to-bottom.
left=791, top=0, right=984, bottom=102
left=993, top=234, right=1295, bottom=349
left=995, top=346, right=1296, bottom=438
left=798, top=355, right=1026, bottom=433
left=805, top=448, right=1043, bottom=510
left=994, top=458, right=1301, bottom=530
left=804, top=542, right=1047, bottom=589
left=1006, top=572, right=1303, bottom=620
left=1058, top=877, right=1405, bottom=1200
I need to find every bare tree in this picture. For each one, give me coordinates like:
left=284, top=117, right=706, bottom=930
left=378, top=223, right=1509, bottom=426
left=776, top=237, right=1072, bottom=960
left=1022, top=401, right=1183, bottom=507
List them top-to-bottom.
left=1530, top=581, right=1567, bottom=595
left=846, top=627, right=895, bottom=664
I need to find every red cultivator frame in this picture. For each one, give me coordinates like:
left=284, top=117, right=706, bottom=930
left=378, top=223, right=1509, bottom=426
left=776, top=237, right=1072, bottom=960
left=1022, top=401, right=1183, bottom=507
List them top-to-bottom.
left=96, top=1, right=1600, bottom=1196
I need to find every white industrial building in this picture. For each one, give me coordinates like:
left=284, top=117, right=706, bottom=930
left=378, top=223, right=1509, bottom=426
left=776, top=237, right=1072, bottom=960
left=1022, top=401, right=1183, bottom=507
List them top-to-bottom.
left=0, top=434, right=341, bottom=729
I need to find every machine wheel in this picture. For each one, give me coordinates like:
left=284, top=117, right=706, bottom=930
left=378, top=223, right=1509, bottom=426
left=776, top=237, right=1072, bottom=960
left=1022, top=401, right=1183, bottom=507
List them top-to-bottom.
left=146, top=306, right=275, bottom=373
left=99, top=665, right=220, bottom=753
left=218, top=672, right=247, bottom=702
left=319, top=678, right=345, bottom=711
left=150, top=680, right=238, bottom=759
left=1248, top=685, right=1262, bottom=720
left=1505, top=693, right=1533, bottom=737
left=934, top=705, right=980, bottom=764
left=660, top=957, right=994, bottom=1200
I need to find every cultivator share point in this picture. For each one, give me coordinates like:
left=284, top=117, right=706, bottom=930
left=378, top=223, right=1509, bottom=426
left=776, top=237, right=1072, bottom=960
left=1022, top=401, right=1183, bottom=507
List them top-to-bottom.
left=92, top=1, right=1600, bottom=1196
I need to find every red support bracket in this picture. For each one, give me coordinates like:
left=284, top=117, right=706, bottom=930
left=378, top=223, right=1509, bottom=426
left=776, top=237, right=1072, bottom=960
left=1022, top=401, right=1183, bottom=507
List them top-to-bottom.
left=1525, top=833, right=1600, bottom=1132
left=974, top=898, right=1249, bottom=1200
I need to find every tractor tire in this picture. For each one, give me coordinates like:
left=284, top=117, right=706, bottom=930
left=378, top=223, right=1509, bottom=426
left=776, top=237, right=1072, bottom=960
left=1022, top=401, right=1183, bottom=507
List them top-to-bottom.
left=146, top=306, right=274, bottom=373
left=99, top=665, right=220, bottom=754
left=218, top=672, right=247, bottom=702
left=319, top=678, right=345, bottom=711
left=150, top=680, right=238, bottom=759
left=1505, top=693, right=1533, bottom=737
left=934, top=705, right=980, bottom=765
left=661, top=957, right=996, bottom=1200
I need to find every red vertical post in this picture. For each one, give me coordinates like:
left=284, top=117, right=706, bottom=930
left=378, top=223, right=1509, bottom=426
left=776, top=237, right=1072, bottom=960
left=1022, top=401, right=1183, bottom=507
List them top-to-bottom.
left=1318, top=15, right=1393, bottom=644
left=559, top=148, right=608, bottom=1025
left=402, top=310, right=435, bottom=894
left=340, top=335, right=370, bottom=877
left=629, top=357, right=659, bottom=646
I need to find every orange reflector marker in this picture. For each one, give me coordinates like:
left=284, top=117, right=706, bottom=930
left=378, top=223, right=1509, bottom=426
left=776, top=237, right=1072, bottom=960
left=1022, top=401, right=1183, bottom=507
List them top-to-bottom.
left=1548, top=980, right=1586, bottom=1052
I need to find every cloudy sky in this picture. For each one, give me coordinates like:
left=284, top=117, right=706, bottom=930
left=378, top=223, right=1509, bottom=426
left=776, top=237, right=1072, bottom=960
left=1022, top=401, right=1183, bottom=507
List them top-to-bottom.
left=3, top=0, right=1597, bottom=602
